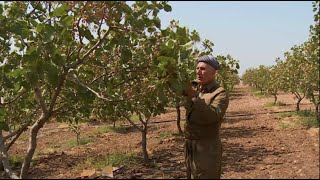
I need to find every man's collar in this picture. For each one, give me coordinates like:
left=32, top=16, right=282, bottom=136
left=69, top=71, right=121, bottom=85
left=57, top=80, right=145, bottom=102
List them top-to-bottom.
left=200, top=80, right=219, bottom=93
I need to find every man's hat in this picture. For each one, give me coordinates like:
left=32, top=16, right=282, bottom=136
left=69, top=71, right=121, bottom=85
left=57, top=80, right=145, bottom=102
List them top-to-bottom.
left=197, top=55, right=220, bottom=70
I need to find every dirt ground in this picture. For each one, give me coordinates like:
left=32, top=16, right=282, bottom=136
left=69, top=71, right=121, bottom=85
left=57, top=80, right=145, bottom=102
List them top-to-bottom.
left=2, top=84, right=319, bottom=179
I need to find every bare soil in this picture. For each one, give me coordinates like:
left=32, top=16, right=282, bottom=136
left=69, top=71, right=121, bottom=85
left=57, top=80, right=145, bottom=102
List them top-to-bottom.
left=1, top=84, right=319, bottom=179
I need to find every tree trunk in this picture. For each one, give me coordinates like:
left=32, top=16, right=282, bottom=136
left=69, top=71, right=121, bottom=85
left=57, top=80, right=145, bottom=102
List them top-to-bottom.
left=317, top=84, right=320, bottom=123
left=293, top=92, right=304, bottom=112
left=309, top=92, right=319, bottom=122
left=273, top=93, right=277, bottom=104
left=296, top=98, right=302, bottom=111
left=176, top=103, right=183, bottom=135
left=316, top=103, right=319, bottom=123
left=123, top=114, right=148, bottom=163
left=20, top=115, right=48, bottom=179
left=0, top=119, right=32, bottom=173
left=141, top=125, right=148, bottom=163
left=0, top=132, right=19, bottom=179
left=76, top=132, right=80, bottom=146
left=0, top=158, right=2, bottom=172
left=0, top=159, right=2, bottom=172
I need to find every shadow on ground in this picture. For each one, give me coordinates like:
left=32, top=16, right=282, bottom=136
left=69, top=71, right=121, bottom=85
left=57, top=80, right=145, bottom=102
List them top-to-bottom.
left=229, top=90, right=247, bottom=100
left=221, top=141, right=289, bottom=174
left=29, top=152, right=85, bottom=179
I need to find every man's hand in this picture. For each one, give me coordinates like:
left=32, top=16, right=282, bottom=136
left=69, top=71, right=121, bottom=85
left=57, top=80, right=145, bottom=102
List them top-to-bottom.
left=183, top=81, right=198, bottom=97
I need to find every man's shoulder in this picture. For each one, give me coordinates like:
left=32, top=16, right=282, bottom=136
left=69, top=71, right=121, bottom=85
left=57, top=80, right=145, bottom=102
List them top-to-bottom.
left=208, top=82, right=225, bottom=93
left=210, top=86, right=227, bottom=96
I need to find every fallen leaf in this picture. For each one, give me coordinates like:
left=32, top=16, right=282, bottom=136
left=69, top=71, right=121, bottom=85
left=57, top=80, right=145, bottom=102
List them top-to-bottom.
left=101, top=165, right=114, bottom=178
left=80, top=169, right=97, bottom=179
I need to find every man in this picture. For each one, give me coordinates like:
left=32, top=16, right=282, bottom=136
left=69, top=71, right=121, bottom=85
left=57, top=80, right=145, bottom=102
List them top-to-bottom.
left=183, top=55, right=229, bottom=179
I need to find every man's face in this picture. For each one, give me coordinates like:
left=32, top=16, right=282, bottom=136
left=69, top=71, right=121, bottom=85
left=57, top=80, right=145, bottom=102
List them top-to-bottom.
left=196, top=62, right=216, bottom=86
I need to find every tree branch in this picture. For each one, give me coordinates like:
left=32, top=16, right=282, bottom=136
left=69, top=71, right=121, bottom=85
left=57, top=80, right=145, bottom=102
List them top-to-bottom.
left=26, top=1, right=41, bottom=18
left=76, top=1, right=90, bottom=46
left=97, top=18, right=103, bottom=39
left=67, top=26, right=113, bottom=70
left=80, top=27, right=112, bottom=61
left=90, top=72, right=110, bottom=84
left=48, top=73, right=67, bottom=113
left=68, top=74, right=126, bottom=103
left=111, top=77, right=137, bottom=89
left=34, top=87, right=48, bottom=114
left=0, top=90, right=27, bottom=107
left=123, top=114, right=143, bottom=132
left=3, top=121, right=31, bottom=142
left=5, top=121, right=30, bottom=151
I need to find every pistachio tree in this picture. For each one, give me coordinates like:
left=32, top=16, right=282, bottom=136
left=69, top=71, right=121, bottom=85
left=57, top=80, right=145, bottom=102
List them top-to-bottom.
left=0, top=1, right=171, bottom=178
left=67, top=1, right=173, bottom=163
left=308, top=1, right=319, bottom=119
left=156, top=20, right=202, bottom=134
left=281, top=45, right=310, bottom=111
left=216, top=54, right=240, bottom=92
left=265, top=59, right=286, bottom=103
left=242, top=65, right=270, bottom=94
left=242, top=68, right=257, bottom=88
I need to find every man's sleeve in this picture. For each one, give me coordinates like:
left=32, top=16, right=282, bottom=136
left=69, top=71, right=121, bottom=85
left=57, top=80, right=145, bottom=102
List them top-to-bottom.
left=192, top=90, right=229, bottom=125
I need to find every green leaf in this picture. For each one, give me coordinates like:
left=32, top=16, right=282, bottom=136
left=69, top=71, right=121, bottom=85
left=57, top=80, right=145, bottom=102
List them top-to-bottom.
left=52, top=3, right=69, bottom=17
left=0, top=4, right=3, bottom=14
left=122, top=4, right=133, bottom=14
left=164, top=4, right=172, bottom=12
left=152, top=9, right=159, bottom=16
left=61, top=15, right=73, bottom=26
left=153, top=17, right=161, bottom=28
left=30, top=19, right=38, bottom=27
left=135, top=19, right=145, bottom=29
left=144, top=19, right=153, bottom=27
left=10, top=22, right=23, bottom=35
left=36, top=23, right=45, bottom=33
left=43, top=24, right=55, bottom=43
left=20, top=27, right=31, bottom=38
left=80, top=27, right=94, bottom=41
left=147, top=27, right=156, bottom=33
left=177, top=27, right=187, bottom=42
left=161, top=29, right=168, bottom=36
left=165, top=39, right=175, bottom=49
left=181, top=41, right=194, bottom=50
left=26, top=45, right=37, bottom=55
left=95, top=48, right=102, bottom=57
left=121, top=48, right=132, bottom=62
left=52, top=53, right=64, bottom=66
left=158, top=56, right=169, bottom=70
left=26, top=60, right=41, bottom=86
left=46, top=63, right=60, bottom=86
left=7, top=68, right=24, bottom=78
left=2, top=76, right=14, bottom=89
left=170, top=79, right=183, bottom=92
left=13, top=82, right=22, bottom=92
left=0, top=108, right=8, bottom=131
left=0, top=108, right=5, bottom=118
left=0, top=122, right=9, bottom=131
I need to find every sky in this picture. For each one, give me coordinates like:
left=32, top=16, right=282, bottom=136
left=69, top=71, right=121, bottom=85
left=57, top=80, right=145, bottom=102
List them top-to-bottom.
left=158, top=1, right=315, bottom=75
